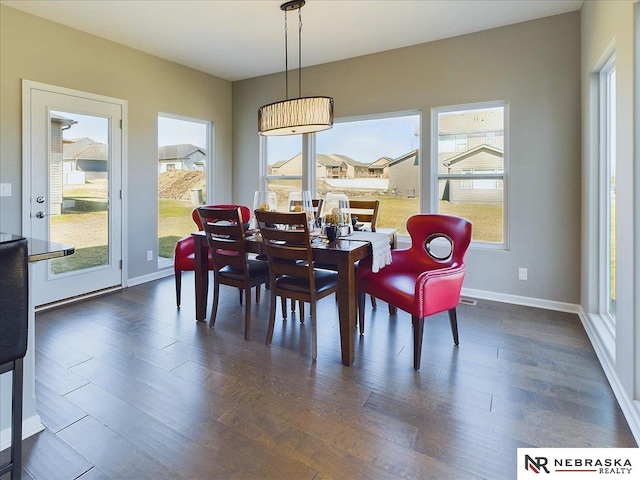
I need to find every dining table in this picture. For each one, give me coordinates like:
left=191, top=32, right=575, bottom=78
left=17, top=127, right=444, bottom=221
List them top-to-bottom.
left=192, top=228, right=396, bottom=366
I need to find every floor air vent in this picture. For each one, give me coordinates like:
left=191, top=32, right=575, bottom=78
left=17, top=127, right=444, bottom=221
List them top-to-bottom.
left=459, top=297, right=477, bottom=306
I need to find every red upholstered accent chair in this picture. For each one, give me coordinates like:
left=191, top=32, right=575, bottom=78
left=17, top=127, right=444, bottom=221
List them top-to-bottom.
left=173, top=204, right=251, bottom=307
left=357, top=214, right=472, bottom=370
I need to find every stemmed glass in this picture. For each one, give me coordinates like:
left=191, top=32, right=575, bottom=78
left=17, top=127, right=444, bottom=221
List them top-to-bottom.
left=250, top=190, right=277, bottom=230
left=288, top=190, right=315, bottom=232
left=321, top=192, right=351, bottom=236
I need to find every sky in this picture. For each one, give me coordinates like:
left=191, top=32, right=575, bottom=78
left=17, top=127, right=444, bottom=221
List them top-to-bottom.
left=55, top=111, right=109, bottom=144
left=57, top=111, right=420, bottom=165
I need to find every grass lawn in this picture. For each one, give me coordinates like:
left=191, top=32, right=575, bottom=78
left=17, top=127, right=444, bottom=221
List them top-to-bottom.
left=49, top=191, right=504, bottom=272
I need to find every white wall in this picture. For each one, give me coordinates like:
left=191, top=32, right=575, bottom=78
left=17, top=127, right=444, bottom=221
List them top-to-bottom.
left=233, top=12, right=582, bottom=306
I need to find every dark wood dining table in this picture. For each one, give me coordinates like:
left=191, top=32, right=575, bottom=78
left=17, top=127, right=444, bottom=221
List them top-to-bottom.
left=192, top=229, right=396, bottom=366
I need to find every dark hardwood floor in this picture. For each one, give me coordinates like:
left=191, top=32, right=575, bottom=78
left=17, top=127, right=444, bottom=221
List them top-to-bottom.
left=2, top=274, right=636, bottom=479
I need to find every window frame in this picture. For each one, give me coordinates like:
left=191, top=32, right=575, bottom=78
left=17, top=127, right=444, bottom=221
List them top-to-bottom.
left=598, top=53, right=616, bottom=327
left=431, top=100, right=509, bottom=249
left=259, top=111, right=422, bottom=239
left=157, top=112, right=213, bottom=269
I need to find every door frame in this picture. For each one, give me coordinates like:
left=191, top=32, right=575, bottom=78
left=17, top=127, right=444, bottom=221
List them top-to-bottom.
left=21, top=80, right=129, bottom=292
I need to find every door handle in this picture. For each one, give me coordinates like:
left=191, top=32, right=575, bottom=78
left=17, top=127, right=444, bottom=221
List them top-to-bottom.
left=36, top=196, right=45, bottom=203
left=35, top=211, right=48, bottom=219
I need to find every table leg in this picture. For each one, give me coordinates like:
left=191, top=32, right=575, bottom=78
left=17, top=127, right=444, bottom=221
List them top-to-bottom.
left=193, top=235, right=208, bottom=322
left=336, top=254, right=356, bottom=366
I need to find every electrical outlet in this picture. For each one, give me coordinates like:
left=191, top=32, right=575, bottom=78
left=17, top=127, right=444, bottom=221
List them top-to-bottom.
left=0, top=183, right=11, bottom=197
left=147, top=250, right=153, bottom=261
left=518, top=267, right=528, bottom=281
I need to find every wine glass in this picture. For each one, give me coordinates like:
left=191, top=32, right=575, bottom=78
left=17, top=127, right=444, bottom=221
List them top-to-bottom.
left=250, top=191, right=277, bottom=230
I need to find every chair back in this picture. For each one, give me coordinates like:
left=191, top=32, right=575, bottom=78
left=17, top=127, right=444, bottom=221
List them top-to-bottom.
left=312, top=199, right=323, bottom=222
left=347, top=199, right=379, bottom=231
left=192, top=204, right=251, bottom=230
left=198, top=207, right=248, bottom=272
left=255, top=211, right=315, bottom=290
left=406, top=214, right=472, bottom=269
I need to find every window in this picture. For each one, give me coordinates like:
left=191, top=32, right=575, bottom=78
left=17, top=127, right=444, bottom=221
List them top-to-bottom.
left=600, top=56, right=616, bottom=321
left=434, top=102, right=507, bottom=245
left=259, top=112, right=420, bottom=235
left=316, top=113, right=421, bottom=234
left=157, top=114, right=211, bottom=266
left=263, top=135, right=302, bottom=211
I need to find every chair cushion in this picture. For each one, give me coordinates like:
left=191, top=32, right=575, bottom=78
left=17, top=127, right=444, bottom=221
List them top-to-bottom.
left=219, top=259, right=269, bottom=280
left=276, top=269, right=338, bottom=294
left=359, top=271, right=418, bottom=313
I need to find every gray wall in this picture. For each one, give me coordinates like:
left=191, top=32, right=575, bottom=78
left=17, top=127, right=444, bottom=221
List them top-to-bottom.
left=0, top=5, right=233, bottom=280
left=233, top=12, right=582, bottom=305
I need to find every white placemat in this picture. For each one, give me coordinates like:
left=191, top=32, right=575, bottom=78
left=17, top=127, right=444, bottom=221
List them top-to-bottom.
left=347, top=231, right=392, bottom=272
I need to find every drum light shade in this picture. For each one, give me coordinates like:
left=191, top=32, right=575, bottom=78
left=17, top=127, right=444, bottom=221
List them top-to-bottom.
left=258, top=0, right=333, bottom=136
left=258, top=96, right=333, bottom=136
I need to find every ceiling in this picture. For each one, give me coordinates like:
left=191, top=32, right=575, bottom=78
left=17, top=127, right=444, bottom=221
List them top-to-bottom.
left=2, top=0, right=583, bottom=82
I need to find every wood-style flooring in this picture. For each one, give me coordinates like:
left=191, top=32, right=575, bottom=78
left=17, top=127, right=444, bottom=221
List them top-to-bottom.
left=1, top=274, right=636, bottom=479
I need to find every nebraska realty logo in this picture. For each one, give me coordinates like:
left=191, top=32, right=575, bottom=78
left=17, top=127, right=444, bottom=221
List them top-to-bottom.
left=517, top=448, right=639, bottom=478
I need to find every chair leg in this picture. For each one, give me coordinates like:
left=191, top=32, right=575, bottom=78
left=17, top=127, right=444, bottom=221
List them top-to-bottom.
left=175, top=270, right=182, bottom=307
left=209, top=279, right=220, bottom=328
left=255, top=285, right=261, bottom=304
left=244, top=286, right=252, bottom=340
left=238, top=288, right=243, bottom=305
left=357, top=290, right=365, bottom=335
left=266, top=292, right=277, bottom=345
left=370, top=294, right=377, bottom=309
left=280, top=297, right=288, bottom=320
left=299, top=301, right=305, bottom=323
left=310, top=301, right=317, bottom=362
left=448, top=308, right=459, bottom=345
left=412, top=315, right=425, bottom=370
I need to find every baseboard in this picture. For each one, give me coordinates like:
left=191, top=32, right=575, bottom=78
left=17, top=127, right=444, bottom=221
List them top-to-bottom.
left=127, top=268, right=173, bottom=287
left=461, top=287, right=580, bottom=314
left=577, top=307, right=640, bottom=445
left=0, top=414, right=44, bottom=451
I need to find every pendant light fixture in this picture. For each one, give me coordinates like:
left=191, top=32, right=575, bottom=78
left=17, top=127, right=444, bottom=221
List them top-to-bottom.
left=258, top=0, right=334, bottom=136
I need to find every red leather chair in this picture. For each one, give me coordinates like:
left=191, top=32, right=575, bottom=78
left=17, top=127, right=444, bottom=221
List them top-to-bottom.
left=173, top=204, right=251, bottom=307
left=357, top=214, right=472, bottom=370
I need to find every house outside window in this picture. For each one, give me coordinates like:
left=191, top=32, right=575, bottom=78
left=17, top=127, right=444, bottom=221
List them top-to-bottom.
left=433, top=101, right=507, bottom=245
left=259, top=112, right=420, bottom=235
left=316, top=113, right=421, bottom=235
left=157, top=114, right=211, bottom=265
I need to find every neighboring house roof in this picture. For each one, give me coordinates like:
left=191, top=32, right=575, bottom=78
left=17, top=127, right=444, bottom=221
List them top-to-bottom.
left=439, top=110, right=504, bottom=135
left=51, top=113, right=77, bottom=127
left=64, top=137, right=107, bottom=160
left=158, top=144, right=205, bottom=160
left=442, top=144, right=503, bottom=167
left=387, top=149, right=419, bottom=167
left=271, top=153, right=391, bottom=170
left=317, top=154, right=347, bottom=168
left=370, top=157, right=392, bottom=167
left=271, top=159, right=288, bottom=169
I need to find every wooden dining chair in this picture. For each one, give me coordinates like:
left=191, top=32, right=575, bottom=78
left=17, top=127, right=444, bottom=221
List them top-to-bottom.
left=318, top=198, right=381, bottom=310
left=346, top=199, right=379, bottom=232
left=173, top=204, right=251, bottom=307
left=197, top=206, right=269, bottom=340
left=255, top=210, right=338, bottom=361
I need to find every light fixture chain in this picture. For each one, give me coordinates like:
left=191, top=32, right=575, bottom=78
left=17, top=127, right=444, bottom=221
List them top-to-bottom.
left=284, top=8, right=289, bottom=100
